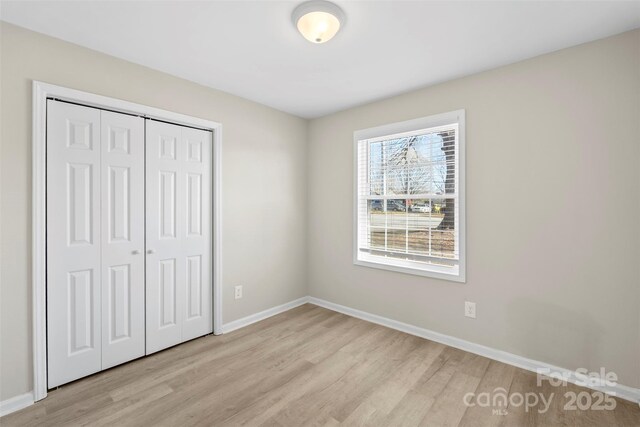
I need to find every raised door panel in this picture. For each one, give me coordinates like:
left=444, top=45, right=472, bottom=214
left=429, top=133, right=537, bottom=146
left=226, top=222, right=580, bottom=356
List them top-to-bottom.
left=47, top=100, right=102, bottom=387
left=101, top=110, right=145, bottom=369
left=67, top=163, right=94, bottom=245
left=108, top=166, right=130, bottom=242
left=160, top=171, right=177, bottom=239
left=186, top=173, right=202, bottom=237
left=186, top=255, right=202, bottom=320
left=159, top=258, right=177, bottom=327
left=108, top=265, right=131, bottom=341
left=68, top=270, right=96, bottom=353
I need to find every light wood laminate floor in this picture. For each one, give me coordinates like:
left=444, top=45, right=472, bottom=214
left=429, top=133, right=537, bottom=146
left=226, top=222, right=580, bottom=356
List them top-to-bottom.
left=2, top=304, right=639, bottom=426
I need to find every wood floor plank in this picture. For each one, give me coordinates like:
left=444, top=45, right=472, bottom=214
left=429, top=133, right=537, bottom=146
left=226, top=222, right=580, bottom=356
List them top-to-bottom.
left=1, top=304, right=638, bottom=427
left=132, top=314, right=342, bottom=425
left=218, top=325, right=371, bottom=426
left=262, top=325, right=404, bottom=425
left=343, top=339, right=445, bottom=419
left=457, top=360, right=515, bottom=427
left=499, top=369, right=542, bottom=426
left=420, top=371, right=485, bottom=426
left=384, top=390, right=438, bottom=427
left=613, top=398, right=640, bottom=426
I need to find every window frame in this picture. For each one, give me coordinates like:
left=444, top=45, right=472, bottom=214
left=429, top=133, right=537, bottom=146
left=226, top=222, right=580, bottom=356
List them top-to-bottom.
left=353, top=110, right=466, bottom=282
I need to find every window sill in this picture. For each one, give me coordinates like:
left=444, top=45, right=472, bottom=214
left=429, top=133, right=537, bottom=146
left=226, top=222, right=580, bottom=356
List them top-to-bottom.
left=354, top=254, right=465, bottom=283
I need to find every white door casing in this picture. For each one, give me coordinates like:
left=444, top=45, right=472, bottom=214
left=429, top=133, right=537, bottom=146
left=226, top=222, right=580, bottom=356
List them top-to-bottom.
left=47, top=101, right=102, bottom=387
left=100, top=110, right=146, bottom=369
left=145, top=120, right=212, bottom=354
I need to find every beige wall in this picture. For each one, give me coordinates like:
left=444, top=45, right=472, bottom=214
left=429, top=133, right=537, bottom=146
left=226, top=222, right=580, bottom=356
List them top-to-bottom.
left=0, top=22, right=308, bottom=400
left=307, top=30, right=640, bottom=388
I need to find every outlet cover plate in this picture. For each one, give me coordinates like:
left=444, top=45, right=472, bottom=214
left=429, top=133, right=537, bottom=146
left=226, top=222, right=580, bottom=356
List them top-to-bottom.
left=465, top=301, right=476, bottom=318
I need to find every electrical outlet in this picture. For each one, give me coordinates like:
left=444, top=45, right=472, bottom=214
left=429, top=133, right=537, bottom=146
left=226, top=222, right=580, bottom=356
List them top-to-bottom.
left=234, top=285, right=243, bottom=300
left=465, top=301, right=476, bottom=318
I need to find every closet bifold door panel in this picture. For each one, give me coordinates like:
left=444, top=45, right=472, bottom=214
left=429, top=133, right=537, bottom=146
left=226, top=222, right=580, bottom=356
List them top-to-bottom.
left=47, top=101, right=145, bottom=388
left=47, top=101, right=102, bottom=388
left=100, top=110, right=146, bottom=369
left=145, top=120, right=212, bottom=354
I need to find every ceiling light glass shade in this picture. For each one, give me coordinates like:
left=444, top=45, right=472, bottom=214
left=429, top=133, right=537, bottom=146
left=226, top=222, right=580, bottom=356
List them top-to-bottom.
left=292, top=1, right=345, bottom=44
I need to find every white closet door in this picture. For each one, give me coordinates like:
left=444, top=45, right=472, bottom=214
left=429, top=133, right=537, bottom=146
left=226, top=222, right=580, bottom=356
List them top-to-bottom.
left=47, top=101, right=102, bottom=387
left=100, top=110, right=146, bottom=369
left=146, top=120, right=212, bottom=354
left=145, top=121, right=183, bottom=353
left=181, top=127, right=212, bottom=341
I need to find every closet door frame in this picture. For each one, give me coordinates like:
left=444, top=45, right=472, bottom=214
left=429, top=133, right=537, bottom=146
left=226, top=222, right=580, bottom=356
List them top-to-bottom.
left=32, top=81, right=222, bottom=402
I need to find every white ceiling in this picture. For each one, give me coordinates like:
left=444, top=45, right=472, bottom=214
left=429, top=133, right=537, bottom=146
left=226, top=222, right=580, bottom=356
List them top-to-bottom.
left=2, top=1, right=639, bottom=118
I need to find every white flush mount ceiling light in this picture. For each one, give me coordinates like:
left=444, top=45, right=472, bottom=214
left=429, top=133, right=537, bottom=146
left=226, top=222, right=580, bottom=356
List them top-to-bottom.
left=292, top=0, right=345, bottom=44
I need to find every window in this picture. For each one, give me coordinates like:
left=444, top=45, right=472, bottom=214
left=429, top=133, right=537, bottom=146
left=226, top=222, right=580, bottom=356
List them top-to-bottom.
left=354, top=110, right=465, bottom=282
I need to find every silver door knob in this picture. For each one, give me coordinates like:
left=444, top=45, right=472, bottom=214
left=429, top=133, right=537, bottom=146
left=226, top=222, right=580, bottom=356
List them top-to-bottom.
left=147, top=249, right=156, bottom=254
left=132, top=250, right=140, bottom=255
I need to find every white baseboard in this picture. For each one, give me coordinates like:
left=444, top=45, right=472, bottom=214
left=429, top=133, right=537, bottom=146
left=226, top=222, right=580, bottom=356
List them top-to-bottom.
left=221, top=296, right=310, bottom=334
left=307, top=297, right=640, bottom=404
left=0, top=391, right=34, bottom=417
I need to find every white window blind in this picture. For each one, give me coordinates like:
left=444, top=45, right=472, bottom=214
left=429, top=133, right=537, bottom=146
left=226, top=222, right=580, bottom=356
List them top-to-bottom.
left=354, top=111, right=465, bottom=281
